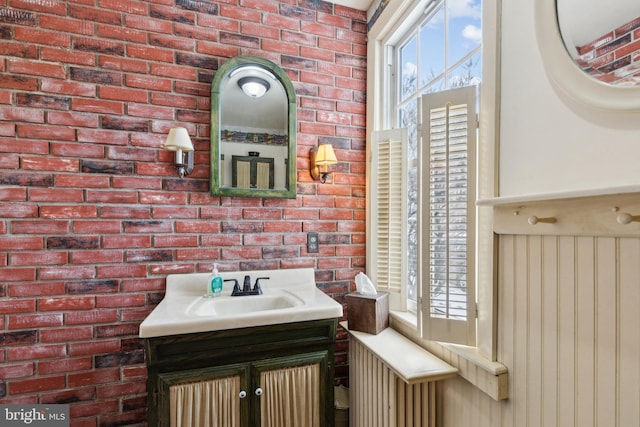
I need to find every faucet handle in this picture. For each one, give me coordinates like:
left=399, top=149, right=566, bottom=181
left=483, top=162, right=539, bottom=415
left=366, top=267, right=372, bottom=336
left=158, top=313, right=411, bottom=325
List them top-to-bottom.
left=253, top=277, right=269, bottom=294
left=225, top=279, right=241, bottom=296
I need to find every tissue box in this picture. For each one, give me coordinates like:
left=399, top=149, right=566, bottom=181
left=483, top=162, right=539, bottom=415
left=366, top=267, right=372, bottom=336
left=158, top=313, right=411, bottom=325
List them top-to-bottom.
left=346, top=292, right=389, bottom=335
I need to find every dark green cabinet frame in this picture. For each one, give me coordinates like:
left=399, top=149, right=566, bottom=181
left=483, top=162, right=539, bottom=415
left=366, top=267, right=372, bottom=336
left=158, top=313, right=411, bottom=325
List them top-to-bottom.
left=145, top=319, right=338, bottom=427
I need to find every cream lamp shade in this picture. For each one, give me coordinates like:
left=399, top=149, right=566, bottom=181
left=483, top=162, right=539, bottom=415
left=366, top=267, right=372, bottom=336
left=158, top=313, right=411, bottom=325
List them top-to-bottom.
left=164, top=127, right=194, bottom=152
left=310, top=143, right=338, bottom=183
left=314, top=144, right=338, bottom=167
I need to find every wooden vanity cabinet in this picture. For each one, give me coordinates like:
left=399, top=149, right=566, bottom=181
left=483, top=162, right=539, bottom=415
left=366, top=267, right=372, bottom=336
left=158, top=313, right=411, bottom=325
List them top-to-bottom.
left=232, top=155, right=274, bottom=189
left=145, top=319, right=337, bottom=427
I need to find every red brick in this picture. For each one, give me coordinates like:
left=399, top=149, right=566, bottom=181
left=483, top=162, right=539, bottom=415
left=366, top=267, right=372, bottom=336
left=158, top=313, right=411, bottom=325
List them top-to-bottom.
left=12, top=0, right=67, bottom=14
left=263, top=12, right=300, bottom=31
left=40, top=15, right=94, bottom=35
left=97, top=25, right=147, bottom=44
left=13, top=27, right=71, bottom=48
left=126, top=45, right=174, bottom=63
left=41, top=48, right=96, bottom=67
left=99, top=56, right=148, bottom=73
left=9, top=59, right=67, bottom=79
left=99, top=86, right=148, bottom=103
left=73, top=98, right=124, bottom=115
left=0, top=106, right=45, bottom=123
left=22, top=157, right=79, bottom=172
left=55, top=174, right=110, bottom=188
left=0, top=188, right=26, bottom=201
left=85, top=190, right=138, bottom=204
left=105, top=201, right=153, bottom=224
left=40, top=205, right=97, bottom=219
left=175, top=221, right=220, bottom=233
left=263, top=221, right=302, bottom=233
left=243, top=234, right=283, bottom=246
left=102, top=235, right=152, bottom=249
left=154, top=235, right=198, bottom=247
left=0, top=237, right=43, bottom=251
left=176, top=248, right=220, bottom=260
left=11, top=251, right=68, bottom=266
left=96, top=264, right=147, bottom=278
left=39, top=266, right=96, bottom=281
left=2, top=268, right=36, bottom=282
left=8, top=282, right=66, bottom=297
left=96, top=294, right=145, bottom=308
left=39, top=297, right=95, bottom=311
left=0, top=299, right=36, bottom=314
left=65, top=310, right=119, bottom=325
left=8, top=313, right=63, bottom=329
left=40, top=323, right=93, bottom=342
left=69, top=339, right=121, bottom=356
left=38, top=356, right=93, bottom=374
left=0, top=362, right=34, bottom=379
left=68, top=368, right=120, bottom=387
left=9, top=375, right=67, bottom=394
left=97, top=380, right=146, bottom=398
left=69, top=399, right=119, bottom=419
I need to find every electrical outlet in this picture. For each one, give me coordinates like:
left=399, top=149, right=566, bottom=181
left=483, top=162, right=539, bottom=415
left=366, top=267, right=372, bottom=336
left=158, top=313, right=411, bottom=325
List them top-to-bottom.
left=307, top=232, right=319, bottom=253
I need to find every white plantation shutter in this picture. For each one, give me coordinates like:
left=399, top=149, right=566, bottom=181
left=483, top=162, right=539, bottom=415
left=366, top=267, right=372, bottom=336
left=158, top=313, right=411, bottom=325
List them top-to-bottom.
left=420, top=86, right=477, bottom=346
left=370, top=129, right=407, bottom=307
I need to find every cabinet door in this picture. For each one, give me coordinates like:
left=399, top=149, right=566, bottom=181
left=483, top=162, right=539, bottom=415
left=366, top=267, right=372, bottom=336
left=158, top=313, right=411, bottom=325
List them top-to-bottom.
left=232, top=155, right=275, bottom=189
left=252, top=351, right=329, bottom=427
left=157, top=364, right=250, bottom=427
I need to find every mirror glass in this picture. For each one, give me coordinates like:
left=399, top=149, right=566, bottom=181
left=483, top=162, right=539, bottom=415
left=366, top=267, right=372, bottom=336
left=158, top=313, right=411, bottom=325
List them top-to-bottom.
left=557, top=0, right=640, bottom=86
left=210, top=56, right=297, bottom=198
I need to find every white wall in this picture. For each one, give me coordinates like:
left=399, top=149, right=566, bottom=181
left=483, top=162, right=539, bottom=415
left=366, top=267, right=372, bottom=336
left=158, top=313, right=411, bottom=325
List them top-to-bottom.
left=499, top=0, right=640, bottom=197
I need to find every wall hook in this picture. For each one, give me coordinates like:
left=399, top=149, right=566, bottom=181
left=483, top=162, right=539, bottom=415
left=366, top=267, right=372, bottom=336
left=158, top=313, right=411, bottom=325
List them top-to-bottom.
left=616, top=212, right=640, bottom=225
left=528, top=216, right=556, bottom=225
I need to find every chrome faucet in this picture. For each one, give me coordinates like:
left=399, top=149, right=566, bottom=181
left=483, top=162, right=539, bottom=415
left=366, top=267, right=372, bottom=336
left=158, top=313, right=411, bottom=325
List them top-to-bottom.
left=227, top=275, right=268, bottom=296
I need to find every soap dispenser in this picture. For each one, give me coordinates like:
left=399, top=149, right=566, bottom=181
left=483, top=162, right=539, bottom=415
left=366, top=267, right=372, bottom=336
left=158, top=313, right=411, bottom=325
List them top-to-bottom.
left=208, top=264, right=223, bottom=297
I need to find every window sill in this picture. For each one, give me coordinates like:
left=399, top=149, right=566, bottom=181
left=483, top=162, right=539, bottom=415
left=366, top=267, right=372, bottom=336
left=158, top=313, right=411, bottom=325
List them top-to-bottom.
left=389, top=310, right=509, bottom=400
left=340, top=321, right=458, bottom=384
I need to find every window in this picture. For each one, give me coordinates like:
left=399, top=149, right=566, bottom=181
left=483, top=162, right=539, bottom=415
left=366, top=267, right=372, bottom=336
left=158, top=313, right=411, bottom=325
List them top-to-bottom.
left=367, top=0, right=483, bottom=347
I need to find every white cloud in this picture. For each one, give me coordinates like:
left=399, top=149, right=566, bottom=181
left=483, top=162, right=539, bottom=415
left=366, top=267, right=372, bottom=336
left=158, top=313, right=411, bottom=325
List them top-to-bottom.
left=448, top=0, right=481, bottom=19
left=462, top=24, right=482, bottom=44
left=403, top=61, right=418, bottom=78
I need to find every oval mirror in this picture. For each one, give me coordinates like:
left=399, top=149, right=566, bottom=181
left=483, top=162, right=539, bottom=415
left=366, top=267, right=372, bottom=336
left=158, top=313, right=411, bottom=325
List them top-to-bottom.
left=535, top=0, right=640, bottom=110
left=210, top=56, right=297, bottom=198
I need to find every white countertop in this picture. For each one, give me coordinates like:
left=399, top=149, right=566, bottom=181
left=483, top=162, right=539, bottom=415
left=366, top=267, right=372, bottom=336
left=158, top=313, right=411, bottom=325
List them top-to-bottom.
left=139, top=268, right=343, bottom=338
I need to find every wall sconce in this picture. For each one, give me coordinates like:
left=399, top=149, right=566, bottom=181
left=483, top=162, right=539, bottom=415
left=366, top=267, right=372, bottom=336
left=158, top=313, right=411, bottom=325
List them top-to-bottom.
left=238, top=76, right=270, bottom=98
left=164, top=127, right=194, bottom=179
left=310, top=144, right=338, bottom=184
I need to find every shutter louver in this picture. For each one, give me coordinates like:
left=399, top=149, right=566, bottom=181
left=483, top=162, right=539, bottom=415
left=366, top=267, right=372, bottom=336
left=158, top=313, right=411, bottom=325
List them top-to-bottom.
left=421, top=86, right=476, bottom=346
left=371, top=129, right=407, bottom=298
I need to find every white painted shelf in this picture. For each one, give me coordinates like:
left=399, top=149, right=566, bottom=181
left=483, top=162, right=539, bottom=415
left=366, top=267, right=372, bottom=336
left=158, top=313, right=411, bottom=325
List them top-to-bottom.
left=340, top=321, right=458, bottom=385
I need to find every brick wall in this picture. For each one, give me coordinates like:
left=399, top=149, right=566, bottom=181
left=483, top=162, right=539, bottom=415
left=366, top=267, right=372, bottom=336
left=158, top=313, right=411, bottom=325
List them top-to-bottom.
left=0, top=0, right=367, bottom=424
left=575, top=16, right=640, bottom=84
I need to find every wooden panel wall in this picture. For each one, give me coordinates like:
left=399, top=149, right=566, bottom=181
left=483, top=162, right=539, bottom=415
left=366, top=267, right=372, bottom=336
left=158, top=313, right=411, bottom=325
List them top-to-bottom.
left=438, top=234, right=640, bottom=427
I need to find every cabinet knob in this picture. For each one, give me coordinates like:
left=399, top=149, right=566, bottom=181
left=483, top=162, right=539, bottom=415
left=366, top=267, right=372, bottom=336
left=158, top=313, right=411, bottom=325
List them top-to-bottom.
left=254, top=387, right=263, bottom=396
left=239, top=390, right=247, bottom=399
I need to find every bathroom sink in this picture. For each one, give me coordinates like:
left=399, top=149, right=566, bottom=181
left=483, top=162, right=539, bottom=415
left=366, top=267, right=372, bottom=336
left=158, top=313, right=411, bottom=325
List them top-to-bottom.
left=139, top=268, right=343, bottom=338
left=187, top=292, right=304, bottom=317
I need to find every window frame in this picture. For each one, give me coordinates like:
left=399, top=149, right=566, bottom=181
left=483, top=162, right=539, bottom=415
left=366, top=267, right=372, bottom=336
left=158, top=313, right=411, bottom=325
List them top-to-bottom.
left=366, top=0, right=500, bottom=360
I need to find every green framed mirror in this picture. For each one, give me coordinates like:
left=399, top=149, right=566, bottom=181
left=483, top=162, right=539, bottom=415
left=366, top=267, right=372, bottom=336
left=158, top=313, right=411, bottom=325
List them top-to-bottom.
left=210, top=56, right=297, bottom=198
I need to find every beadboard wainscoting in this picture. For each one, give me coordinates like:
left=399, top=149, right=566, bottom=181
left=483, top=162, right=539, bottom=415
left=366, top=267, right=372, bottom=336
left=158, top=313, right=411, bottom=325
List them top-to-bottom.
left=435, top=191, right=640, bottom=427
